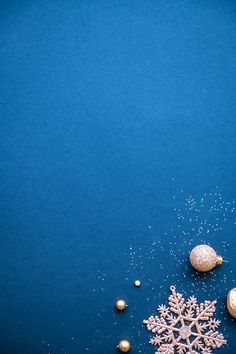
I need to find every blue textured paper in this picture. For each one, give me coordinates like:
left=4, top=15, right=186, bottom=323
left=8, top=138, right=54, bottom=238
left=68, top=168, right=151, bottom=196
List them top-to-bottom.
left=0, top=1, right=236, bottom=353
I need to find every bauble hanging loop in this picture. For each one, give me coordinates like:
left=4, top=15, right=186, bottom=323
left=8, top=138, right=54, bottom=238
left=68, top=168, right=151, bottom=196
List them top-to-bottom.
left=189, top=244, right=223, bottom=272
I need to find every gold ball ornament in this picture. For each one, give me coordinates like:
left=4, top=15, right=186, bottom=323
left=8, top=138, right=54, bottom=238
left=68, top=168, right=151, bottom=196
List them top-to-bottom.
left=190, top=244, right=223, bottom=272
left=134, top=280, right=141, bottom=287
left=227, top=288, right=236, bottom=319
left=115, top=299, right=127, bottom=311
left=117, top=340, right=131, bottom=352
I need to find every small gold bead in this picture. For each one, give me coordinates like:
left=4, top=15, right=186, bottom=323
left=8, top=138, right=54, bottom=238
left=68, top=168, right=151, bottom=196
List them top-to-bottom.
left=134, top=280, right=141, bottom=287
left=115, top=299, right=127, bottom=311
left=117, top=340, right=131, bottom=352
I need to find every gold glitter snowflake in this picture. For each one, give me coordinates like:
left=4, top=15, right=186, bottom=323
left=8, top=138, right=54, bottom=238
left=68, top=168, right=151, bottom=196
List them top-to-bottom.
left=143, top=286, right=226, bottom=354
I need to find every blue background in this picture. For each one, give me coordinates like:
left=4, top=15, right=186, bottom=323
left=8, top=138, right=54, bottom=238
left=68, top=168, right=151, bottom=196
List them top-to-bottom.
left=0, top=1, right=236, bottom=353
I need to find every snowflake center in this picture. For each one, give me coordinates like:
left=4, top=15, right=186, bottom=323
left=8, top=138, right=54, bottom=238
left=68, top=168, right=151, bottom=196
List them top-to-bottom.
left=179, top=326, right=191, bottom=340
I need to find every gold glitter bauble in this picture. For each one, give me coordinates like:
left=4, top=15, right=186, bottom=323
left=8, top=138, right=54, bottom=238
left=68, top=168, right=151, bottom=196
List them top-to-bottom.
left=189, top=244, right=223, bottom=272
left=134, top=280, right=141, bottom=287
left=227, top=288, right=236, bottom=318
left=115, top=299, right=127, bottom=311
left=117, top=340, right=131, bottom=352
